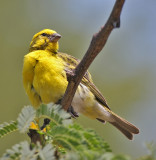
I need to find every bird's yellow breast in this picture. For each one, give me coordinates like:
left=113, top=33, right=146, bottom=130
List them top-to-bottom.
left=23, top=50, right=68, bottom=108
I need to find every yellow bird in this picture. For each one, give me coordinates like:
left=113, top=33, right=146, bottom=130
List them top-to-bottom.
left=23, top=29, right=139, bottom=140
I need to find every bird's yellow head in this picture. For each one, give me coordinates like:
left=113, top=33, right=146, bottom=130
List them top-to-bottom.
left=29, top=29, right=61, bottom=53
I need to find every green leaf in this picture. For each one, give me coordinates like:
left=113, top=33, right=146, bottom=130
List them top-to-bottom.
left=36, top=103, right=72, bottom=126
left=17, top=106, right=36, bottom=133
left=0, top=121, right=17, bottom=138
left=69, top=123, right=111, bottom=152
left=48, top=125, right=82, bottom=151
left=1, top=141, right=55, bottom=160
left=1, top=141, right=37, bottom=160
left=38, top=143, right=55, bottom=160
left=96, top=152, right=114, bottom=160
left=112, top=154, right=131, bottom=160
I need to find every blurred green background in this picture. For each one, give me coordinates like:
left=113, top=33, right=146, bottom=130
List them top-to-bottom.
left=0, top=0, right=156, bottom=158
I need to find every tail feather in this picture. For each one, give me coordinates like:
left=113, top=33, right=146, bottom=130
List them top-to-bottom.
left=97, top=110, right=139, bottom=140
left=111, top=113, right=139, bottom=134
left=109, top=121, right=133, bottom=140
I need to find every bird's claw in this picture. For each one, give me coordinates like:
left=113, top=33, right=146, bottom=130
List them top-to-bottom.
left=67, top=106, right=79, bottom=118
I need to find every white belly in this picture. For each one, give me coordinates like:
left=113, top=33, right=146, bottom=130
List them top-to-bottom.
left=71, top=83, right=113, bottom=122
left=71, top=83, right=91, bottom=113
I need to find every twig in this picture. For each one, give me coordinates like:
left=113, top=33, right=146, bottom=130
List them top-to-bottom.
left=61, top=0, right=125, bottom=111
left=28, top=129, right=45, bottom=146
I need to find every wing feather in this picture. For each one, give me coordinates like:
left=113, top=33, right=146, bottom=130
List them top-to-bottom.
left=57, top=52, right=110, bottom=110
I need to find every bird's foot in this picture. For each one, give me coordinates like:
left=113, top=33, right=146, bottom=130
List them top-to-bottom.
left=67, top=106, right=79, bottom=118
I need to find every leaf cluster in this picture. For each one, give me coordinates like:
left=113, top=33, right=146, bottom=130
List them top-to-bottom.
left=0, top=104, right=156, bottom=160
left=0, top=104, right=111, bottom=159
left=1, top=141, right=55, bottom=160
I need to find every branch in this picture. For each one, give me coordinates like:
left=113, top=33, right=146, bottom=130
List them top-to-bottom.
left=61, top=0, right=125, bottom=111
left=28, top=129, right=45, bottom=146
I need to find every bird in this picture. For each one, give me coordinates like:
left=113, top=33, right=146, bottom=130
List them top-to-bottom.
left=23, top=29, right=139, bottom=140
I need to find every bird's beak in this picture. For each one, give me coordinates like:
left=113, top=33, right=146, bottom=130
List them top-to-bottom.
left=49, top=33, right=61, bottom=42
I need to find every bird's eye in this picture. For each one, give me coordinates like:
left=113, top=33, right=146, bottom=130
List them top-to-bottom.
left=41, top=33, right=47, bottom=36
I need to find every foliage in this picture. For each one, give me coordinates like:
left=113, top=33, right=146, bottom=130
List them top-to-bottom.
left=0, top=103, right=156, bottom=160
left=0, top=104, right=111, bottom=159
left=17, top=105, right=36, bottom=133
left=0, top=121, right=17, bottom=138
left=1, top=141, right=55, bottom=160
left=136, top=142, right=156, bottom=160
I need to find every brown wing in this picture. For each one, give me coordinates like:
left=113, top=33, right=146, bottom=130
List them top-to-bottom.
left=57, top=52, right=111, bottom=110
left=81, top=74, right=110, bottom=110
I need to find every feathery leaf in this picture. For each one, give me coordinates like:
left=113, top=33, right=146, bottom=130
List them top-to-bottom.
left=36, top=103, right=72, bottom=126
left=17, top=106, right=36, bottom=133
left=0, top=121, right=17, bottom=138
left=1, top=141, right=55, bottom=160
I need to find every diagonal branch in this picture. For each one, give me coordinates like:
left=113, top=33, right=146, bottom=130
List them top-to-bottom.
left=61, top=0, right=125, bottom=111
